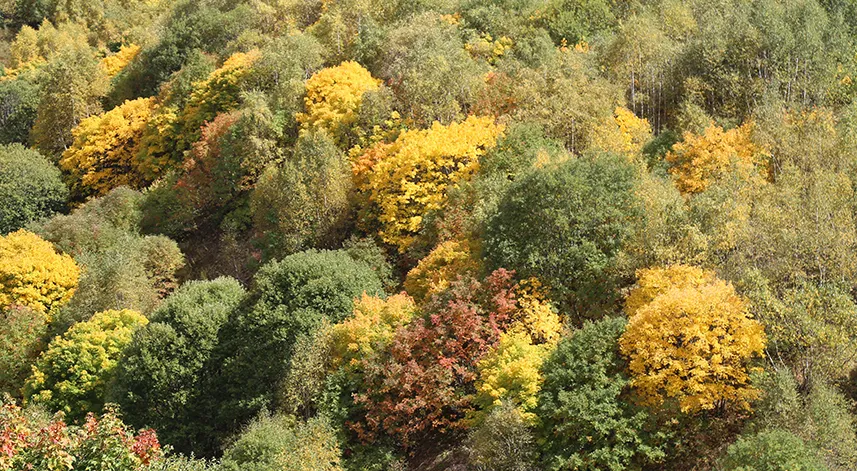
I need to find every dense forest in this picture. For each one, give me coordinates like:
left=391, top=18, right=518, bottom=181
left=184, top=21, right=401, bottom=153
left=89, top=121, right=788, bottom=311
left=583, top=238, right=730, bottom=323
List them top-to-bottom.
left=2, top=0, right=857, bottom=469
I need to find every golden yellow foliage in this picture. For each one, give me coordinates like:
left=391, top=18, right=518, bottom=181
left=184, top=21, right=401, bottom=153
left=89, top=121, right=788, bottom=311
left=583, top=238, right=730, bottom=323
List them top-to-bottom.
left=100, top=44, right=141, bottom=78
left=179, top=50, right=260, bottom=148
left=297, top=61, right=381, bottom=142
left=60, top=97, right=155, bottom=199
left=591, top=107, right=653, bottom=159
left=358, top=115, right=504, bottom=252
left=666, top=122, right=768, bottom=194
left=0, top=230, right=79, bottom=317
left=404, top=240, right=481, bottom=305
left=624, top=264, right=714, bottom=317
left=619, top=265, right=766, bottom=413
left=511, top=278, right=563, bottom=345
left=330, top=293, right=416, bottom=368
left=472, top=330, right=553, bottom=425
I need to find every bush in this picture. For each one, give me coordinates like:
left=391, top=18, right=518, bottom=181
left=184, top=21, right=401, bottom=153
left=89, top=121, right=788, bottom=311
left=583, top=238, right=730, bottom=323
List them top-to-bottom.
left=0, top=144, right=67, bottom=234
left=485, top=153, right=642, bottom=319
left=0, top=229, right=79, bottom=316
left=208, top=249, right=383, bottom=443
left=111, top=278, right=246, bottom=455
left=0, top=306, right=48, bottom=397
left=23, top=309, right=148, bottom=422
left=537, top=317, right=664, bottom=470
left=0, top=399, right=163, bottom=470
left=466, top=401, right=538, bottom=471
left=219, top=414, right=343, bottom=471
left=720, top=430, right=828, bottom=471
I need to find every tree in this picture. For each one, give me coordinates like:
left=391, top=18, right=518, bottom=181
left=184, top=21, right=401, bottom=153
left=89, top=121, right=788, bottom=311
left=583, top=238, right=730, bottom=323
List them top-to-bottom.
left=378, top=12, right=487, bottom=125
left=31, top=44, right=108, bottom=157
left=297, top=61, right=381, bottom=145
left=0, top=77, right=40, bottom=145
left=59, top=97, right=155, bottom=200
left=357, top=115, right=504, bottom=252
left=666, top=122, right=768, bottom=194
left=251, top=130, right=351, bottom=258
left=0, top=144, right=67, bottom=234
left=485, top=153, right=642, bottom=320
left=0, top=229, right=79, bottom=317
left=404, top=240, right=481, bottom=305
left=208, top=249, right=383, bottom=444
left=619, top=265, right=767, bottom=413
left=353, top=269, right=519, bottom=446
left=111, top=278, right=246, bottom=455
left=330, top=293, right=416, bottom=369
left=0, top=306, right=47, bottom=397
left=23, top=309, right=148, bottom=422
left=537, top=317, right=665, bottom=470
left=466, top=401, right=539, bottom=471
left=219, top=414, right=343, bottom=471
left=720, top=430, right=828, bottom=471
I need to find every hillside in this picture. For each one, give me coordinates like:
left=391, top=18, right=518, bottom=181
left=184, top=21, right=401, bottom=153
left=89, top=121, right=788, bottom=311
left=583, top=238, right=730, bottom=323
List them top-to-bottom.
left=2, top=0, right=857, bottom=470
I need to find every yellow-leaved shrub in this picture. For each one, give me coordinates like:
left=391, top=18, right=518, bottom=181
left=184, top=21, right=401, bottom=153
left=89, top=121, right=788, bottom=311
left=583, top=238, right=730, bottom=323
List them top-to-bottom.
left=100, top=44, right=141, bottom=78
left=297, top=61, right=381, bottom=143
left=60, top=97, right=155, bottom=199
left=591, top=106, right=653, bottom=159
left=357, top=115, right=504, bottom=252
left=666, top=122, right=768, bottom=194
left=0, top=230, right=79, bottom=317
left=404, top=240, right=481, bottom=305
left=619, top=265, right=766, bottom=413
left=330, top=293, right=416, bottom=368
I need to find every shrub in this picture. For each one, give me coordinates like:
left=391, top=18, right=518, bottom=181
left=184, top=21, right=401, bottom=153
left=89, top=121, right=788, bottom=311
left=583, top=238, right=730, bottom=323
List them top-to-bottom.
left=0, top=144, right=67, bottom=234
left=485, top=153, right=642, bottom=319
left=0, top=229, right=79, bottom=316
left=111, top=278, right=246, bottom=454
left=0, top=306, right=48, bottom=397
left=23, top=309, right=148, bottom=422
left=537, top=317, right=665, bottom=470
left=219, top=414, right=343, bottom=471
left=720, top=430, right=828, bottom=471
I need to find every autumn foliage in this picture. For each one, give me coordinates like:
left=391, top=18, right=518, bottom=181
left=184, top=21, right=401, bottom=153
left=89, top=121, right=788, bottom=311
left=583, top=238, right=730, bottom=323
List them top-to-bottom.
left=356, top=116, right=504, bottom=251
left=0, top=230, right=79, bottom=317
left=620, top=265, right=766, bottom=413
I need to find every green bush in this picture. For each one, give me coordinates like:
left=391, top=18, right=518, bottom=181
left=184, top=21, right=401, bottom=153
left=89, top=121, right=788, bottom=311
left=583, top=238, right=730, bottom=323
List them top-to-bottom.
left=0, top=78, right=39, bottom=145
left=0, top=144, right=67, bottom=234
left=485, top=153, right=642, bottom=319
left=207, top=249, right=382, bottom=446
left=111, top=278, right=246, bottom=455
left=0, top=306, right=48, bottom=397
left=536, top=317, right=664, bottom=470
left=467, top=401, right=538, bottom=471
left=220, top=414, right=343, bottom=471
left=720, top=430, right=828, bottom=471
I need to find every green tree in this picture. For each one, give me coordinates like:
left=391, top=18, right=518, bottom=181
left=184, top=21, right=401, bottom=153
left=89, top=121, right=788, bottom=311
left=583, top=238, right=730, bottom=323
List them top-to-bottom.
left=0, top=77, right=40, bottom=145
left=251, top=130, right=351, bottom=258
left=0, top=144, right=67, bottom=234
left=485, top=153, right=642, bottom=320
left=207, top=249, right=383, bottom=446
left=111, top=278, right=246, bottom=455
left=0, top=306, right=47, bottom=397
left=537, top=317, right=664, bottom=470
left=219, top=414, right=343, bottom=471
left=720, top=430, right=828, bottom=471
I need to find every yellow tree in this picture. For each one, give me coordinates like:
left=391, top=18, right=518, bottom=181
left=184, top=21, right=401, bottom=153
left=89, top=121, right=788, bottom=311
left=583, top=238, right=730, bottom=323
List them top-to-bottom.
left=100, top=44, right=141, bottom=78
left=297, top=61, right=381, bottom=144
left=60, top=97, right=155, bottom=199
left=591, top=106, right=653, bottom=159
left=357, top=115, right=504, bottom=252
left=666, top=122, right=768, bottom=194
left=0, top=230, right=79, bottom=317
left=404, top=240, right=481, bottom=305
left=619, top=265, right=766, bottom=413
left=330, top=293, right=416, bottom=369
